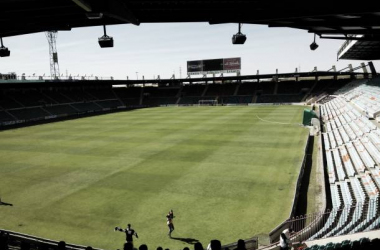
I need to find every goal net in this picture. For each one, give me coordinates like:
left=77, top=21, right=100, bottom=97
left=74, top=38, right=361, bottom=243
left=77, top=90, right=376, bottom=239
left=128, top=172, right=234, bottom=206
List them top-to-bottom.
left=198, top=99, right=218, bottom=106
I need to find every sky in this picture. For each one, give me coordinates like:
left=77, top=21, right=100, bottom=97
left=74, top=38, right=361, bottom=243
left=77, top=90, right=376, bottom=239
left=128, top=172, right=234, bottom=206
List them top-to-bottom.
left=1, top=23, right=379, bottom=80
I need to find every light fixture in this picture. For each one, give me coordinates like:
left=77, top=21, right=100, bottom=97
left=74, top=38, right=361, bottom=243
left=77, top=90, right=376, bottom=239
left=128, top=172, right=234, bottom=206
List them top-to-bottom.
left=86, top=12, right=103, bottom=20
left=232, top=23, right=247, bottom=45
left=98, top=25, right=114, bottom=48
left=310, top=34, right=319, bottom=51
left=0, top=38, right=10, bottom=57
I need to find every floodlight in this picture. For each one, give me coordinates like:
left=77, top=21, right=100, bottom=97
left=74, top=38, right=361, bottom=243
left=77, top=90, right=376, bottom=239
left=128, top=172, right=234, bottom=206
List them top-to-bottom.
left=86, top=12, right=103, bottom=20
left=232, top=23, right=247, bottom=45
left=98, top=25, right=114, bottom=48
left=232, top=34, right=247, bottom=44
left=310, top=34, right=319, bottom=51
left=99, top=36, right=114, bottom=48
left=0, top=38, right=10, bottom=57
left=0, top=47, right=10, bottom=57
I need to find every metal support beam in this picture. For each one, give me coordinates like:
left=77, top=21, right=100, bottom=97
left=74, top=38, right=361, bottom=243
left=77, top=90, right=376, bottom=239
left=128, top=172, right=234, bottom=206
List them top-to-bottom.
left=71, top=0, right=92, bottom=12
left=105, top=0, right=140, bottom=25
left=320, top=35, right=380, bottom=41
left=368, top=61, right=378, bottom=75
left=361, top=62, right=369, bottom=78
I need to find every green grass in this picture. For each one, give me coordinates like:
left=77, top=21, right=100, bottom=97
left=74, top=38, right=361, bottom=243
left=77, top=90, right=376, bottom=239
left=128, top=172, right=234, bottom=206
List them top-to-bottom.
left=0, top=106, right=309, bottom=250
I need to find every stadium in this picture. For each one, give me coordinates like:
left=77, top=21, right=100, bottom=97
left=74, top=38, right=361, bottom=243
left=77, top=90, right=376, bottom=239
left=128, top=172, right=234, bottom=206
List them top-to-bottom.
left=1, top=1, right=380, bottom=250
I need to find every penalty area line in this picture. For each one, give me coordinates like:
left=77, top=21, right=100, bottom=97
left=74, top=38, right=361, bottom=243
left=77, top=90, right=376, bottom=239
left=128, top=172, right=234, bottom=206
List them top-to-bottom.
left=255, top=115, right=303, bottom=127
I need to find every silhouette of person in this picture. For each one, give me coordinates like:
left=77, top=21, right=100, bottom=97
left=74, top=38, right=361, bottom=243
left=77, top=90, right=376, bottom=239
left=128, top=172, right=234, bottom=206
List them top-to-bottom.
left=115, top=224, right=138, bottom=246
left=237, top=239, right=246, bottom=250
left=207, top=240, right=221, bottom=250
left=57, top=241, right=66, bottom=250
left=124, top=242, right=133, bottom=250
left=194, top=242, right=204, bottom=250
left=139, top=244, right=148, bottom=250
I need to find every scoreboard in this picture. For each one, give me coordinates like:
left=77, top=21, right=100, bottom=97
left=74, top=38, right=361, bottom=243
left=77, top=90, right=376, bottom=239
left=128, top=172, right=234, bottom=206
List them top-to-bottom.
left=187, top=58, right=241, bottom=75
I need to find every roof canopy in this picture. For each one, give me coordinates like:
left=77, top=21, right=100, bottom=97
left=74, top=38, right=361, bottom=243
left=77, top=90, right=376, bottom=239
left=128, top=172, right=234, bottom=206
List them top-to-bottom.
left=1, top=0, right=380, bottom=38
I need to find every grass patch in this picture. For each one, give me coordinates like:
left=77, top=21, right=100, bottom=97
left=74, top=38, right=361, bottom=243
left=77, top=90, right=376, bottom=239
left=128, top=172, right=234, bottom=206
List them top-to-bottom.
left=0, top=106, right=309, bottom=249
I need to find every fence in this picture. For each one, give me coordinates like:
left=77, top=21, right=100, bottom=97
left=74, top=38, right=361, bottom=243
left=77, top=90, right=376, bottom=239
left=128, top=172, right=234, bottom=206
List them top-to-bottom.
left=286, top=200, right=380, bottom=243
left=0, top=229, right=100, bottom=250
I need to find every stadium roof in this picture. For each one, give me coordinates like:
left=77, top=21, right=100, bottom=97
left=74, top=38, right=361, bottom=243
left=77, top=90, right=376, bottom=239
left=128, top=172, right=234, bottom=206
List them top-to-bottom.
left=1, top=0, right=380, bottom=38
left=338, top=35, right=380, bottom=60
left=0, top=71, right=367, bottom=88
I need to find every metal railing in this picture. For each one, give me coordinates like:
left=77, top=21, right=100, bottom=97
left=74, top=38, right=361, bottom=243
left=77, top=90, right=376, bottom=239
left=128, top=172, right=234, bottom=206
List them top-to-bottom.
left=286, top=200, right=379, bottom=243
left=0, top=229, right=102, bottom=250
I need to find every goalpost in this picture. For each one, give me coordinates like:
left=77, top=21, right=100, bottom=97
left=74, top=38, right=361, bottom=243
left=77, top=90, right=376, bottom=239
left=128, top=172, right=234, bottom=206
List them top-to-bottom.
left=198, top=99, right=218, bottom=106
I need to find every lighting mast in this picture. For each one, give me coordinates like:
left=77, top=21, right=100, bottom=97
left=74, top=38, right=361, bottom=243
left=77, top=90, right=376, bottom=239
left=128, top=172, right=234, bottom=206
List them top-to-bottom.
left=45, top=31, right=60, bottom=79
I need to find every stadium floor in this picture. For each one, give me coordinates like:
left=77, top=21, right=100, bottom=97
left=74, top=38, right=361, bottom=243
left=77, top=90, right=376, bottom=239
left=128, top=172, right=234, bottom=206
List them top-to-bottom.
left=0, top=106, right=309, bottom=249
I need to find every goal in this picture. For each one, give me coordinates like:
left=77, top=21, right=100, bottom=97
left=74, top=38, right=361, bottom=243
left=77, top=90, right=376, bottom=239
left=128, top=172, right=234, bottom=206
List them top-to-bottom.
left=198, top=99, right=218, bottom=106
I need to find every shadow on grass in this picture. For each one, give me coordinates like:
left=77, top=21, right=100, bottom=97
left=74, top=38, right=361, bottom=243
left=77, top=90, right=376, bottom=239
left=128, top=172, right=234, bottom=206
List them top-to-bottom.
left=0, top=199, right=13, bottom=206
left=170, top=237, right=199, bottom=245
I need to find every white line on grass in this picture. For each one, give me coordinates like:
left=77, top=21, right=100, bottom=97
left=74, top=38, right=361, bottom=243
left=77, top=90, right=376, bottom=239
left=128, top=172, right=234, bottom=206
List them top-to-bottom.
left=255, top=115, right=303, bottom=126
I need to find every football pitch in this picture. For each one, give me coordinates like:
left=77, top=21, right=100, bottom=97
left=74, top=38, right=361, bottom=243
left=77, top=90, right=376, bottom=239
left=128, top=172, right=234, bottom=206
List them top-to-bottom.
left=0, top=106, right=309, bottom=249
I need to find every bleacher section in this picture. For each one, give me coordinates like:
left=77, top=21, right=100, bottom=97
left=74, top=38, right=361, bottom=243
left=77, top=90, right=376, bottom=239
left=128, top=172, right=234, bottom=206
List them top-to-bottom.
left=308, top=77, right=380, bottom=241
left=0, top=78, right=370, bottom=128
left=340, top=78, right=380, bottom=119
left=0, top=87, right=129, bottom=127
left=115, top=87, right=141, bottom=106
left=142, top=87, right=179, bottom=106
left=256, top=94, right=304, bottom=103
left=44, top=105, right=78, bottom=116
left=9, top=107, right=50, bottom=121
left=305, top=237, right=379, bottom=250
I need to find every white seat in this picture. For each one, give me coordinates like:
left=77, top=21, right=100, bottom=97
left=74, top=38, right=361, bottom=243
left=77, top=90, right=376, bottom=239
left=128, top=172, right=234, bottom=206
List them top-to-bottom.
left=354, top=140, right=375, bottom=169
left=346, top=142, right=366, bottom=172
left=340, top=146, right=356, bottom=177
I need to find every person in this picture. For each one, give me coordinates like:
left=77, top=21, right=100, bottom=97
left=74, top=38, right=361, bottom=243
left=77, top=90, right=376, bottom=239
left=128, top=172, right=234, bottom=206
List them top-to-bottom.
left=168, top=210, right=174, bottom=219
left=166, top=211, right=174, bottom=237
left=115, top=224, right=139, bottom=246
left=279, top=232, right=290, bottom=250
left=237, top=239, right=246, bottom=250
left=207, top=240, right=221, bottom=250
left=57, top=241, right=66, bottom=250
left=194, top=242, right=204, bottom=250
left=123, top=243, right=133, bottom=250
left=139, top=244, right=148, bottom=250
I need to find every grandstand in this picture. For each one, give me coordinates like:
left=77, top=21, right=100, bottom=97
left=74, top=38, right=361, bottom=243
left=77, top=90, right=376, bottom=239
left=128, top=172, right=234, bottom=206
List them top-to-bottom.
left=0, top=70, right=370, bottom=129
left=257, top=76, right=380, bottom=250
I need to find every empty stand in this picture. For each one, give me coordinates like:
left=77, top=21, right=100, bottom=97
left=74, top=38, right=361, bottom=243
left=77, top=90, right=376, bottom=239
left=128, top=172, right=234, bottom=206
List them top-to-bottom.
left=310, top=80, right=380, bottom=240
